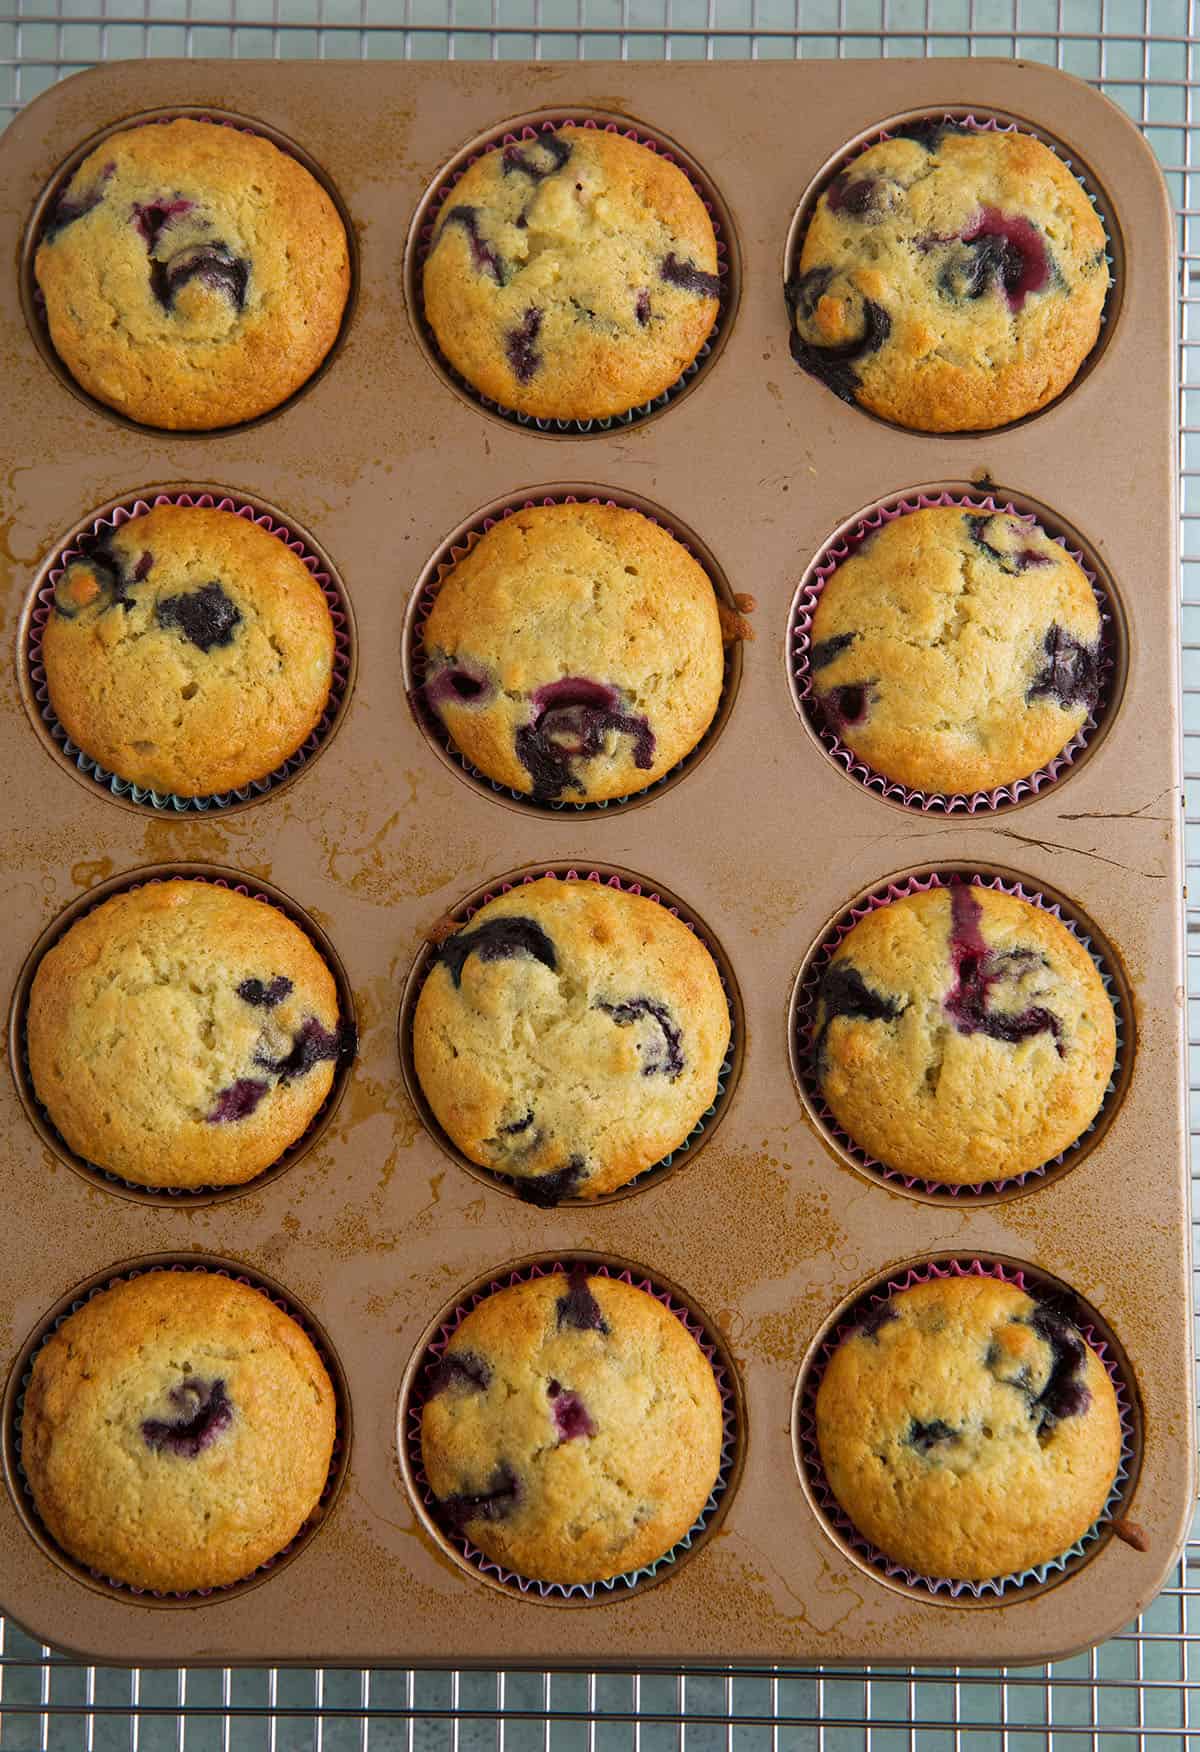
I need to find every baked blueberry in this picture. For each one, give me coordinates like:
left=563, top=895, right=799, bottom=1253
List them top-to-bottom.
left=155, top=579, right=242, bottom=651
left=433, top=916, right=558, bottom=989
left=141, top=1377, right=233, bottom=1459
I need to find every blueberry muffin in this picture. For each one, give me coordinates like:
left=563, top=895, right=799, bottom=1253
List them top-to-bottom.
left=35, top=118, right=350, bottom=429
left=787, top=122, right=1109, bottom=430
left=422, top=127, right=720, bottom=421
left=423, top=503, right=725, bottom=802
left=42, top=504, right=336, bottom=799
left=808, top=506, right=1102, bottom=794
left=412, top=877, right=730, bottom=1202
left=27, top=880, right=346, bottom=1189
left=813, top=884, right=1116, bottom=1184
left=420, top=1269, right=723, bottom=1585
left=21, top=1271, right=336, bottom=1592
left=814, top=1275, right=1122, bottom=1580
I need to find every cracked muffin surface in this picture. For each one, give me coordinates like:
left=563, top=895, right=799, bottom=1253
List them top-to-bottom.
left=35, top=118, right=350, bottom=429
left=787, top=123, right=1108, bottom=431
left=422, top=127, right=720, bottom=420
left=422, top=502, right=725, bottom=802
left=42, top=503, right=335, bottom=798
left=808, top=505, right=1101, bottom=794
left=412, top=877, right=730, bottom=1202
left=27, top=880, right=343, bottom=1189
left=813, top=884, right=1116, bottom=1184
left=22, top=1270, right=336, bottom=1592
left=420, top=1270, right=723, bottom=1584
left=815, top=1276, right=1122, bottom=1579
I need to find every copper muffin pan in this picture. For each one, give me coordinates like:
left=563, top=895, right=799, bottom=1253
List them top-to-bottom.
left=0, top=57, right=1189, bottom=1669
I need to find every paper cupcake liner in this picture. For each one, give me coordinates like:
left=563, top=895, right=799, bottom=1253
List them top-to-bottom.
left=787, top=111, right=1115, bottom=416
left=416, top=116, right=731, bottom=433
left=789, top=489, right=1116, bottom=813
left=26, top=491, right=353, bottom=812
left=409, top=492, right=739, bottom=815
left=405, top=866, right=738, bottom=1204
left=17, top=870, right=356, bottom=1203
left=793, top=870, right=1126, bottom=1199
left=796, top=1257, right=1134, bottom=1600
left=405, top=1259, right=738, bottom=1600
left=11, top=1261, right=347, bottom=1603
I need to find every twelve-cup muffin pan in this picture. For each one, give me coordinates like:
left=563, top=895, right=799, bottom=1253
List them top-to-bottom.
left=0, top=56, right=1190, bottom=1668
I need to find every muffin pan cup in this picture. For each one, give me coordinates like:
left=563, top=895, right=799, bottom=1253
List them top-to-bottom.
left=0, top=57, right=1189, bottom=1670
left=406, top=111, right=738, bottom=435
left=404, top=487, right=746, bottom=817
left=788, top=487, right=1121, bottom=814
left=21, top=488, right=356, bottom=815
left=787, top=867, right=1131, bottom=1202
left=2, top=1256, right=351, bottom=1605
left=400, top=1256, right=742, bottom=1601
left=792, top=1256, right=1137, bottom=1602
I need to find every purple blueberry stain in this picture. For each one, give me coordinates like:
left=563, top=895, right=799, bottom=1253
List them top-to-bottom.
left=502, top=134, right=572, bottom=181
left=43, top=162, right=116, bottom=240
left=824, top=173, right=900, bottom=222
left=132, top=196, right=195, bottom=247
left=440, top=205, right=506, bottom=285
left=931, top=208, right=1050, bottom=313
left=151, top=243, right=249, bottom=314
left=660, top=253, right=721, bottom=299
left=785, top=266, right=892, bottom=404
left=635, top=290, right=652, bottom=326
left=506, top=306, right=543, bottom=383
left=965, top=514, right=1054, bottom=575
left=155, top=580, right=242, bottom=652
left=1027, top=623, right=1101, bottom=713
left=810, top=632, right=857, bottom=671
left=425, top=663, right=493, bottom=710
left=515, top=677, right=655, bottom=801
left=818, top=682, right=871, bottom=730
left=944, top=885, right=1064, bottom=1055
left=434, top=916, right=558, bottom=990
left=815, top=960, right=905, bottom=1071
left=237, top=975, right=293, bottom=1009
left=596, top=997, right=683, bottom=1079
left=255, top=1016, right=343, bottom=1082
left=207, top=1077, right=269, bottom=1123
left=500, top=1109, right=535, bottom=1135
left=515, top=1156, right=586, bottom=1207
left=556, top=1266, right=610, bottom=1334
left=858, top=1299, right=898, bottom=1340
left=987, top=1307, right=1093, bottom=1435
left=427, top=1351, right=492, bottom=1396
left=141, top=1377, right=232, bottom=1458
left=547, top=1379, right=595, bottom=1441
left=905, top=1417, right=959, bottom=1455
left=438, top=1461, right=522, bottom=1530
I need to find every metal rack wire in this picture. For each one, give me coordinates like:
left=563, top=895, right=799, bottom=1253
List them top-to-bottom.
left=0, top=0, right=1198, bottom=1745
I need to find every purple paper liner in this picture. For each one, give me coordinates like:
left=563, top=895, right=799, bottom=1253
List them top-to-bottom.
left=415, top=116, right=731, bottom=433
left=789, top=489, right=1115, bottom=813
left=26, top=491, right=353, bottom=813
left=409, top=492, right=739, bottom=814
left=404, top=866, right=737, bottom=1202
left=792, top=870, right=1125, bottom=1199
left=17, top=871, right=354, bottom=1202
left=795, top=1257, right=1134, bottom=1600
left=404, top=1260, right=738, bottom=1600
left=12, top=1262, right=346, bottom=1603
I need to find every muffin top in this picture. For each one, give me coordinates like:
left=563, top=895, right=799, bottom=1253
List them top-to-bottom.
left=35, top=119, right=350, bottom=429
left=788, top=123, right=1109, bottom=431
left=422, top=127, right=720, bottom=421
left=423, top=503, right=726, bottom=802
left=42, top=504, right=336, bottom=799
left=808, top=506, right=1102, bottom=795
left=411, top=877, right=730, bottom=1201
left=27, top=880, right=344, bottom=1190
left=813, top=884, right=1116, bottom=1184
left=22, top=1270, right=336, bottom=1592
left=420, top=1270, right=724, bottom=1585
left=814, top=1275, right=1122, bottom=1581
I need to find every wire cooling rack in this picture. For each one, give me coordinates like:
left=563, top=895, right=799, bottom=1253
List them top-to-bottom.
left=1, top=1, right=1198, bottom=1747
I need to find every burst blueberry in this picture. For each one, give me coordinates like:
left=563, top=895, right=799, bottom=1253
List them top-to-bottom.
left=156, top=580, right=242, bottom=651
left=434, top=916, right=558, bottom=990
left=141, top=1377, right=233, bottom=1458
